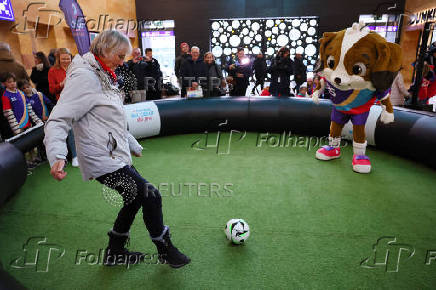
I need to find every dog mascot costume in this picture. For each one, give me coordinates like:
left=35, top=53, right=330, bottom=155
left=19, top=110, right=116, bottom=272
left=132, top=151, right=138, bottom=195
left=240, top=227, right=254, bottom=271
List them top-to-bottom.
left=312, top=21, right=402, bottom=174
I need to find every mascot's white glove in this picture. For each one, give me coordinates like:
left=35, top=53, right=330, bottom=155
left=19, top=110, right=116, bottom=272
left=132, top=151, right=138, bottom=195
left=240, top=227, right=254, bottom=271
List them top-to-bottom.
left=312, top=90, right=321, bottom=105
left=380, top=105, right=394, bottom=124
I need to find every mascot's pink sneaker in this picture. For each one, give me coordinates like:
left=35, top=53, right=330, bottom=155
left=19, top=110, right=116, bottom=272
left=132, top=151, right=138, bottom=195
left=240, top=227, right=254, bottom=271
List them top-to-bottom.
left=316, top=146, right=341, bottom=160
left=352, top=155, right=371, bottom=173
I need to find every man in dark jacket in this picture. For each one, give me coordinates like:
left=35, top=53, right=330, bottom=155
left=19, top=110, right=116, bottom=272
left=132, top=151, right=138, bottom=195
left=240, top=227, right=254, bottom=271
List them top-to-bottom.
left=175, top=42, right=191, bottom=80
left=180, top=46, right=207, bottom=98
left=226, top=47, right=252, bottom=96
left=269, top=47, right=294, bottom=97
left=143, top=48, right=163, bottom=100
left=251, top=52, right=267, bottom=95
left=293, top=53, right=307, bottom=93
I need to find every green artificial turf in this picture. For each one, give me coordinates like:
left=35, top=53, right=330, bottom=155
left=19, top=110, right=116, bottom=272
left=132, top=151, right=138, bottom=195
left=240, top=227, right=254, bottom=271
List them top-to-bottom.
left=1, top=132, right=436, bottom=289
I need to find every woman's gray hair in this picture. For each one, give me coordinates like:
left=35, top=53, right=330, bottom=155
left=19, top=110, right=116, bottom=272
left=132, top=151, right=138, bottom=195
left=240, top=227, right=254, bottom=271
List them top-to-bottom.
left=90, top=30, right=132, bottom=57
left=204, top=51, right=214, bottom=59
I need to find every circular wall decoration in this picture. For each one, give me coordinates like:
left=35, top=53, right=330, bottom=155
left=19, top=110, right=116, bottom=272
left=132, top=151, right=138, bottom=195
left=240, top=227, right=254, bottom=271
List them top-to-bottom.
left=209, top=17, right=319, bottom=79
left=229, top=35, right=241, bottom=47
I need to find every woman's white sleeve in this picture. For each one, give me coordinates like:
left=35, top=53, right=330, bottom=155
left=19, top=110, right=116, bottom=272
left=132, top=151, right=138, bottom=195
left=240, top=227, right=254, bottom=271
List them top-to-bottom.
left=127, top=132, right=143, bottom=155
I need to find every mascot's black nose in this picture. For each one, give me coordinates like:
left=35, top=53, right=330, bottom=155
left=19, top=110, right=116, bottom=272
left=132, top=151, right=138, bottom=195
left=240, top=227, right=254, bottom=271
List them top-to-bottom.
left=334, top=77, right=341, bottom=85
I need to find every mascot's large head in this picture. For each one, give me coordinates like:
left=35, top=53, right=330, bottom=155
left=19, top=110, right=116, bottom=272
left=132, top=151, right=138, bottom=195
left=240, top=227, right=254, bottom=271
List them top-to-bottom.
left=318, top=21, right=402, bottom=92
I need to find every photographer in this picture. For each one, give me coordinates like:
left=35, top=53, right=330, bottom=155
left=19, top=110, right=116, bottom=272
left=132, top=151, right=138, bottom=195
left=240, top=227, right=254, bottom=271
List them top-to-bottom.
left=226, top=47, right=252, bottom=96
left=269, top=47, right=293, bottom=97
left=127, top=48, right=144, bottom=90
left=251, top=52, right=267, bottom=95
left=293, top=53, right=307, bottom=93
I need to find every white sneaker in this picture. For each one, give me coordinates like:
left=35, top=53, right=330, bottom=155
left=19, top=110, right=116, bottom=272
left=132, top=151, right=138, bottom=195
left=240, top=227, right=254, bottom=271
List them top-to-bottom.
left=72, top=157, right=79, bottom=167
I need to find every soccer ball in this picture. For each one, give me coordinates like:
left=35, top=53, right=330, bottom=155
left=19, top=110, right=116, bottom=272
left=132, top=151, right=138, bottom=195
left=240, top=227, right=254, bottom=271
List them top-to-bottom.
left=224, top=219, right=250, bottom=244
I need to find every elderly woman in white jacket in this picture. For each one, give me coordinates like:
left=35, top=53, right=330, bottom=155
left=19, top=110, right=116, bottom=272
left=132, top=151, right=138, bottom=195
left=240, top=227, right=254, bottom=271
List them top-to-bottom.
left=44, top=30, right=190, bottom=268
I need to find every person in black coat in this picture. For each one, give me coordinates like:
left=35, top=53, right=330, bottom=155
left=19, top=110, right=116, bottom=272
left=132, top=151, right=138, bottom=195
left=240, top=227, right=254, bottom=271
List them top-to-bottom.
left=175, top=42, right=191, bottom=80
left=180, top=46, right=207, bottom=98
left=226, top=47, right=252, bottom=96
left=269, top=47, right=294, bottom=97
left=127, top=48, right=145, bottom=90
left=143, top=48, right=163, bottom=100
left=30, top=52, right=53, bottom=102
left=203, top=52, right=226, bottom=97
left=251, top=52, right=267, bottom=95
left=293, top=53, right=307, bottom=93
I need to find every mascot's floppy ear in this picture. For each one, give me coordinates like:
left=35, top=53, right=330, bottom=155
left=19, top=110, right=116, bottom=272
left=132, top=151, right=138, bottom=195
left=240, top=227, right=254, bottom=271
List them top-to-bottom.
left=316, top=32, right=339, bottom=71
left=369, top=33, right=403, bottom=92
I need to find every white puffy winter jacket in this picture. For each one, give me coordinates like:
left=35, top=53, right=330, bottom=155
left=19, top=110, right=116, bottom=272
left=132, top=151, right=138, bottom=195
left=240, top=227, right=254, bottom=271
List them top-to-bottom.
left=44, top=52, right=142, bottom=181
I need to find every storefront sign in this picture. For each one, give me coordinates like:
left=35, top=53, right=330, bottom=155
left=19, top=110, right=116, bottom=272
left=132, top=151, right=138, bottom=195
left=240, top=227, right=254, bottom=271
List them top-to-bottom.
left=409, top=8, right=436, bottom=27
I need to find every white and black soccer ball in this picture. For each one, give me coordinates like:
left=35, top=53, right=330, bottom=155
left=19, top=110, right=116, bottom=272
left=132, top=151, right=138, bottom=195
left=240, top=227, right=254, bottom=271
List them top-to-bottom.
left=224, top=219, right=250, bottom=244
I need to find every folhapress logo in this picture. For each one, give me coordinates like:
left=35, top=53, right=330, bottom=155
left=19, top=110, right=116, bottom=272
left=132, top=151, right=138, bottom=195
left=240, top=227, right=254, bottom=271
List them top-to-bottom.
left=191, top=120, right=246, bottom=155
left=360, top=236, right=415, bottom=272
left=10, top=237, right=65, bottom=272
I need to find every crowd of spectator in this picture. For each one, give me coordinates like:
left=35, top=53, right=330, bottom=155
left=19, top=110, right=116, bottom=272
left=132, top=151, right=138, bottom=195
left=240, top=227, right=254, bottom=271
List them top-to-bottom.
left=1, top=37, right=435, bottom=170
left=0, top=42, right=78, bottom=169
left=173, top=43, right=311, bottom=98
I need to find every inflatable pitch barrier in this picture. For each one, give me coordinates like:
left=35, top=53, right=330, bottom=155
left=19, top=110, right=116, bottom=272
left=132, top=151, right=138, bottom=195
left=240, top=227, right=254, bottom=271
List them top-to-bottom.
left=1, top=97, right=435, bottom=201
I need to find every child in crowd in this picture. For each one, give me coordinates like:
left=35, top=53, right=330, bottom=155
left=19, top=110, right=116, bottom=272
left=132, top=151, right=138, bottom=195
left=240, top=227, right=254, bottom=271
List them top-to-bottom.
left=2, top=72, right=43, bottom=168
left=2, top=72, right=43, bottom=134
left=311, top=75, right=327, bottom=99
left=307, top=78, right=314, bottom=95
left=18, top=79, right=53, bottom=121
left=18, top=79, right=53, bottom=163
left=297, top=83, right=309, bottom=97
left=260, top=86, right=271, bottom=96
